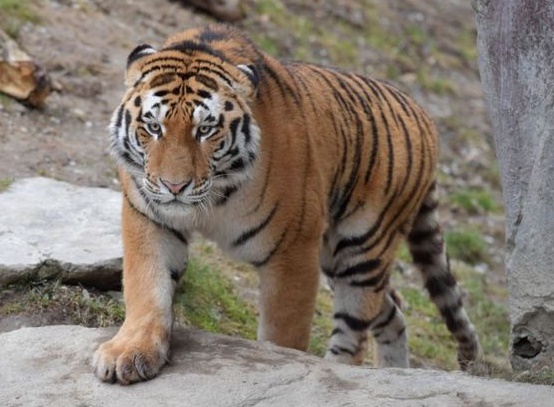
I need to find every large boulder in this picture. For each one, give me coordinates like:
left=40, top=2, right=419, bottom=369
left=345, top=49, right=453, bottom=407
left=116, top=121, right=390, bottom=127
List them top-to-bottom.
left=474, top=0, right=554, bottom=371
left=0, top=177, right=122, bottom=289
left=0, top=325, right=553, bottom=407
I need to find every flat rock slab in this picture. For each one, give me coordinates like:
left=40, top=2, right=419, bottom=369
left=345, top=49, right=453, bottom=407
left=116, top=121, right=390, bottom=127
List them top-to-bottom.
left=0, top=177, right=122, bottom=289
left=0, top=326, right=552, bottom=407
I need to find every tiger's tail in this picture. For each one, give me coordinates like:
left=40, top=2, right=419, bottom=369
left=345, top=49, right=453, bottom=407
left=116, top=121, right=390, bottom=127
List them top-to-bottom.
left=407, top=182, right=480, bottom=369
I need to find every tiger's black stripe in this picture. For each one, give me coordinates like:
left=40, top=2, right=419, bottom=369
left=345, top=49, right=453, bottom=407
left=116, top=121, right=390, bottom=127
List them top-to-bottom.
left=261, top=63, right=302, bottom=107
left=123, top=191, right=188, bottom=246
left=232, top=204, right=278, bottom=247
left=250, top=228, right=288, bottom=268
left=336, top=258, right=381, bottom=279
left=349, top=265, right=389, bottom=288
left=371, top=304, right=397, bottom=332
left=334, top=313, right=373, bottom=332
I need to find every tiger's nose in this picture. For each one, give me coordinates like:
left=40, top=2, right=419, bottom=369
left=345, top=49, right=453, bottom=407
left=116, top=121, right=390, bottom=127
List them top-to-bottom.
left=160, top=178, right=191, bottom=195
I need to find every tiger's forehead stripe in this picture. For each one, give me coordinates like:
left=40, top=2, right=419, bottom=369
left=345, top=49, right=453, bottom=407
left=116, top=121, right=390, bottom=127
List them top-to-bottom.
left=163, top=40, right=228, bottom=62
left=136, top=58, right=238, bottom=92
left=149, top=73, right=178, bottom=88
left=195, top=74, right=218, bottom=91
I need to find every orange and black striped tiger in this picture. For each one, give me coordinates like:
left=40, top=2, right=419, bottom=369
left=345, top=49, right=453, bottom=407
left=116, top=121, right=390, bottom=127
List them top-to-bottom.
left=93, top=23, right=480, bottom=384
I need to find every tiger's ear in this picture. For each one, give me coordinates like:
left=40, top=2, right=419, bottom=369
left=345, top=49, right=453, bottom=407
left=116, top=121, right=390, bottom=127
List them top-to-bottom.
left=125, top=44, right=157, bottom=87
left=235, top=64, right=259, bottom=99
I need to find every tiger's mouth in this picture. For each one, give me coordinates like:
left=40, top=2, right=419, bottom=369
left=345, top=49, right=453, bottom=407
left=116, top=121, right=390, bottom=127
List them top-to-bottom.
left=142, top=177, right=213, bottom=206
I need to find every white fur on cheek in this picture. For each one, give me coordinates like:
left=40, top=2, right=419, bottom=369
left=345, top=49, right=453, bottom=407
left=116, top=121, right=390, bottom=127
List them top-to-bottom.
left=143, top=92, right=168, bottom=140
left=192, top=94, right=222, bottom=140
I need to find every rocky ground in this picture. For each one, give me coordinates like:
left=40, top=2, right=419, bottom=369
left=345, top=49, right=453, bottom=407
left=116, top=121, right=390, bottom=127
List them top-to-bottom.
left=0, top=0, right=509, bottom=372
left=3, top=326, right=554, bottom=407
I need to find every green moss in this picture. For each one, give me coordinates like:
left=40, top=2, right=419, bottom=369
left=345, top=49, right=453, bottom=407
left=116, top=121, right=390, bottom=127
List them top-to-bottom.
left=174, top=257, right=257, bottom=339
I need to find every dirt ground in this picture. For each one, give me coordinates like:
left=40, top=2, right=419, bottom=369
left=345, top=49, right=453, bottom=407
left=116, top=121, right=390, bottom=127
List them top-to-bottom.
left=1, top=0, right=493, bottom=188
left=1, top=0, right=212, bottom=187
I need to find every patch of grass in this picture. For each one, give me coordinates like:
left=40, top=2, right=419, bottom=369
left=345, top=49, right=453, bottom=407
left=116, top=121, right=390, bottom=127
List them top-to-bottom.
left=0, top=0, right=40, bottom=37
left=248, top=0, right=363, bottom=68
left=254, top=0, right=286, bottom=21
left=365, top=20, right=400, bottom=56
left=317, top=22, right=360, bottom=68
left=405, top=24, right=429, bottom=48
left=457, top=27, right=478, bottom=64
left=254, top=34, right=280, bottom=57
left=416, top=68, right=457, bottom=95
left=0, top=92, right=13, bottom=106
left=0, top=177, right=14, bottom=192
left=450, top=187, right=502, bottom=214
left=445, top=228, right=488, bottom=265
left=395, top=241, right=412, bottom=263
left=174, top=257, right=257, bottom=339
left=391, top=260, right=510, bottom=373
left=454, top=262, right=510, bottom=370
left=0, top=280, right=124, bottom=327
left=401, top=286, right=459, bottom=368
left=309, top=288, right=333, bottom=356
left=514, top=368, right=554, bottom=386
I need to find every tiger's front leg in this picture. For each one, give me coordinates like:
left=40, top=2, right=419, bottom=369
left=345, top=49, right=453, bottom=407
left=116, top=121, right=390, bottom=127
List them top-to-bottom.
left=93, top=198, right=188, bottom=385
left=256, top=244, right=320, bottom=351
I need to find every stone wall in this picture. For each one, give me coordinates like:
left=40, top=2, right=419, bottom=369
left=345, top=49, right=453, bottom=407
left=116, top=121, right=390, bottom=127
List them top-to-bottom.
left=473, top=0, right=554, bottom=371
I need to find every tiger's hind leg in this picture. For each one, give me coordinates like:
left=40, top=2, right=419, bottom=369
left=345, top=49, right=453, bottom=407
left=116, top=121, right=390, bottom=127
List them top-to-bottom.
left=407, top=183, right=481, bottom=369
left=323, top=227, right=409, bottom=367
left=370, top=288, right=409, bottom=367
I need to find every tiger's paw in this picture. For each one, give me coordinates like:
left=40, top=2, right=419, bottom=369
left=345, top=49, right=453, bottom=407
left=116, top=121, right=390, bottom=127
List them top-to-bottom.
left=93, top=329, right=170, bottom=385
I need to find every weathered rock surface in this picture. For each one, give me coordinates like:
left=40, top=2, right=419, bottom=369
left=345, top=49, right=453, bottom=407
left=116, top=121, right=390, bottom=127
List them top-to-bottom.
left=474, top=0, right=554, bottom=371
left=0, top=177, right=122, bottom=289
left=0, top=326, right=552, bottom=407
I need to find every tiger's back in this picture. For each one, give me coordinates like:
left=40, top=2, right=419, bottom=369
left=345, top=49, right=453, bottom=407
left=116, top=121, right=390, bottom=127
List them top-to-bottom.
left=93, top=24, right=480, bottom=385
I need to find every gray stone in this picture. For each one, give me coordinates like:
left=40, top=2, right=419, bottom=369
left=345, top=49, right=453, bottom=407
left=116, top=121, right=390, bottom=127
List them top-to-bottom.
left=474, top=0, right=554, bottom=371
left=0, top=177, right=122, bottom=289
left=0, top=326, right=553, bottom=407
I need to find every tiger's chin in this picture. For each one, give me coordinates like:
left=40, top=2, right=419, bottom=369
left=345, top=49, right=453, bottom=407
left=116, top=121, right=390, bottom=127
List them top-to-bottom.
left=142, top=179, right=213, bottom=207
left=154, top=193, right=211, bottom=207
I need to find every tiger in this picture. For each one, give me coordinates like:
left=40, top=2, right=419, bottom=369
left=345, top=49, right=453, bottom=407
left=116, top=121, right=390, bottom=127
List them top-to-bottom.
left=93, top=23, right=480, bottom=384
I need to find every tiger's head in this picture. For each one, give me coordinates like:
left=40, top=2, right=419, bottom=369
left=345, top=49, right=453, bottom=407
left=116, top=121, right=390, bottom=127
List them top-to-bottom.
left=109, top=39, right=261, bottom=207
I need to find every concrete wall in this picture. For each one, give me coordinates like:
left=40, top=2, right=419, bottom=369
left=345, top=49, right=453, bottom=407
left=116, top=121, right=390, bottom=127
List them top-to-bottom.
left=474, top=0, right=554, bottom=371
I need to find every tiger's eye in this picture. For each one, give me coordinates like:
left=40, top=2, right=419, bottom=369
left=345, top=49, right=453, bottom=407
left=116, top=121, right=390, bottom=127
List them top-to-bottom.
left=147, top=122, right=161, bottom=135
left=197, top=125, right=212, bottom=138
